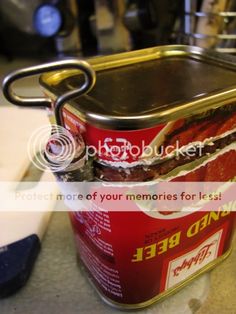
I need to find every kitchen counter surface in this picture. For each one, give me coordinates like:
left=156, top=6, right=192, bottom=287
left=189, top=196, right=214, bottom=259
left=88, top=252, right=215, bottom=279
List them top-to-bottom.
left=0, top=211, right=235, bottom=314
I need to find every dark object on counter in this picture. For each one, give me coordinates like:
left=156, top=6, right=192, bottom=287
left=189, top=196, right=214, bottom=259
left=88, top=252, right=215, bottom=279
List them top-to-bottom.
left=124, top=0, right=182, bottom=49
left=0, top=235, right=40, bottom=298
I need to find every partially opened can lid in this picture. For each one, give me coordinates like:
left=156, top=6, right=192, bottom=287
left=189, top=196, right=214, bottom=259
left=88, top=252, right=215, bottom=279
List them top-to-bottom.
left=40, top=45, right=236, bottom=130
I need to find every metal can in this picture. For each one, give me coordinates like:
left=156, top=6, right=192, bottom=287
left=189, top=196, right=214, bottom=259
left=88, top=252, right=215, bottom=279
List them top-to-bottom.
left=3, top=45, right=236, bottom=309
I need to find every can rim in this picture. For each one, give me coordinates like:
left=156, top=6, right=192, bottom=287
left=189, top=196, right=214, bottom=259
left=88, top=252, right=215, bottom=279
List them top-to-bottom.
left=40, top=45, right=236, bottom=130
left=80, top=88, right=236, bottom=129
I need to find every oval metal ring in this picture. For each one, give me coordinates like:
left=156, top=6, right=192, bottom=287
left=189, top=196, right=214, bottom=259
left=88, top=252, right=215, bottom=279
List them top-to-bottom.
left=2, top=59, right=96, bottom=126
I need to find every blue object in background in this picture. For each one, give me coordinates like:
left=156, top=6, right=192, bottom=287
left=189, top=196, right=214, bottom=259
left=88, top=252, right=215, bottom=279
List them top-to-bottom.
left=34, top=4, right=62, bottom=37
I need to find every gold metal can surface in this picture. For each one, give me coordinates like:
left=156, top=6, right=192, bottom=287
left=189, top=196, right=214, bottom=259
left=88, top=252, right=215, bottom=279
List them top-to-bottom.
left=3, top=45, right=236, bottom=309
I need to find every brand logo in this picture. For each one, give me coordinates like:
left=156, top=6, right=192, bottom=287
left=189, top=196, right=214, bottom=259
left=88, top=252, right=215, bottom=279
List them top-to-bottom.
left=102, top=137, right=132, bottom=161
left=165, top=230, right=222, bottom=289
left=172, top=241, right=216, bottom=277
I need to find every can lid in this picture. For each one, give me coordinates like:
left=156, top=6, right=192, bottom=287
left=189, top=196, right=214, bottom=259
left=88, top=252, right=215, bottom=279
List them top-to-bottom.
left=40, top=45, right=236, bottom=130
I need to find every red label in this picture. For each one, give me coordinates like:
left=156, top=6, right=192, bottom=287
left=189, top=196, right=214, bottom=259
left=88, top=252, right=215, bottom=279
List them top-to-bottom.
left=62, top=105, right=236, bottom=306
left=62, top=108, right=165, bottom=163
left=85, top=124, right=165, bottom=163
left=70, top=210, right=235, bottom=305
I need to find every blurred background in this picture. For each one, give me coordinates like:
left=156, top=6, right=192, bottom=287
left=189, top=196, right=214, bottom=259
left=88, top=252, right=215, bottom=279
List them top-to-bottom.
left=0, top=0, right=182, bottom=59
left=1, top=0, right=236, bottom=60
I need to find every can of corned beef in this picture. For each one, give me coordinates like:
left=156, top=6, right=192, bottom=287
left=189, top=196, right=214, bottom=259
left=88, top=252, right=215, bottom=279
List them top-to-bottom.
left=3, top=45, right=236, bottom=309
